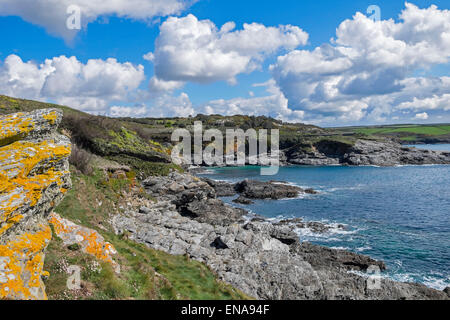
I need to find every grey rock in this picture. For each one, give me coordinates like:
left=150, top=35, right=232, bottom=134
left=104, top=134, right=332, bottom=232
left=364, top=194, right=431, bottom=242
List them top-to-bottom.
left=143, top=172, right=246, bottom=226
left=203, top=178, right=237, bottom=197
left=234, top=179, right=302, bottom=200
left=233, top=196, right=254, bottom=205
left=185, top=198, right=247, bottom=226
left=139, top=206, right=152, bottom=215
left=274, top=218, right=346, bottom=234
left=211, top=237, right=229, bottom=250
left=291, top=242, right=385, bottom=272
left=444, top=287, right=450, bottom=297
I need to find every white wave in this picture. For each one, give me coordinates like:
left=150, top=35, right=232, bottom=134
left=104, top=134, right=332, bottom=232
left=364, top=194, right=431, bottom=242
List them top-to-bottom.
left=394, top=164, right=440, bottom=168
left=194, top=169, right=216, bottom=175
left=325, top=185, right=365, bottom=193
left=278, top=193, right=310, bottom=201
left=294, top=227, right=342, bottom=242
left=331, top=246, right=351, bottom=251
left=348, top=269, right=450, bottom=291
left=389, top=272, right=450, bottom=291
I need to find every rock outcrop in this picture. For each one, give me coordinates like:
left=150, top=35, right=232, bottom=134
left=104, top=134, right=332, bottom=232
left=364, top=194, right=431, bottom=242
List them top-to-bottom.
left=0, top=109, right=71, bottom=300
left=286, top=139, right=450, bottom=166
left=345, top=140, right=450, bottom=166
left=112, top=172, right=449, bottom=300
left=143, top=172, right=247, bottom=226
left=202, top=178, right=237, bottom=197
left=203, top=178, right=314, bottom=203
left=234, top=180, right=302, bottom=200
left=49, top=212, right=119, bottom=273
left=274, top=218, right=345, bottom=234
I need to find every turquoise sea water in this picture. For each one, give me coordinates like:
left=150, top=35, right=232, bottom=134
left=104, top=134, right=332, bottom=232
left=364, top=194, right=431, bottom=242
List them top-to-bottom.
left=200, top=150, right=450, bottom=290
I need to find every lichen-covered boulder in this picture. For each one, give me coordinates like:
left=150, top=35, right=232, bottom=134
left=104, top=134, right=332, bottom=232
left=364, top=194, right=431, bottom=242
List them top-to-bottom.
left=0, top=109, right=71, bottom=300
left=0, top=109, right=62, bottom=147
left=49, top=212, right=119, bottom=273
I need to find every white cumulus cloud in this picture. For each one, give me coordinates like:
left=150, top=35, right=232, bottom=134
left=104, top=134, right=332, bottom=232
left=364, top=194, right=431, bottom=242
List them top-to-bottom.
left=0, top=0, right=195, bottom=41
left=270, top=2, right=450, bottom=125
left=148, top=14, right=308, bottom=89
left=0, top=54, right=145, bottom=114
left=201, top=80, right=305, bottom=123
left=148, top=92, right=195, bottom=117
left=109, top=105, right=147, bottom=118
left=414, top=112, right=429, bottom=120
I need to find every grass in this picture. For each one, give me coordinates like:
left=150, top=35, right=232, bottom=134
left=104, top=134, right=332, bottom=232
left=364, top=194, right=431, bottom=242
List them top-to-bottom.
left=0, top=95, right=87, bottom=118
left=333, top=123, right=450, bottom=144
left=354, top=125, right=450, bottom=136
left=400, top=136, right=419, bottom=141
left=107, top=155, right=183, bottom=179
left=47, top=167, right=250, bottom=300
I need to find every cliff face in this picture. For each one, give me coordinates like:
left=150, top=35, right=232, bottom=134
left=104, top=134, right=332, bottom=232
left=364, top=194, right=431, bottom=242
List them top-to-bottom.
left=0, top=109, right=71, bottom=300
left=286, top=139, right=450, bottom=166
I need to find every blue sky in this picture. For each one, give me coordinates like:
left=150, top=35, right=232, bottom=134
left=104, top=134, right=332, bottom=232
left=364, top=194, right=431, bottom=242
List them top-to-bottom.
left=0, top=0, right=449, bottom=126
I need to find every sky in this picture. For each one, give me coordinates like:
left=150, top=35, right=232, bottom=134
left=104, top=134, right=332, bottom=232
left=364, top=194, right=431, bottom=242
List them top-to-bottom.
left=0, top=0, right=450, bottom=126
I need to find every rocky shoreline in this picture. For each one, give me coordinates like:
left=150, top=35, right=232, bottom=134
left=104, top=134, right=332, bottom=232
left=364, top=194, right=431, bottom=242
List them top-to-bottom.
left=190, top=139, right=450, bottom=168
left=285, top=139, right=450, bottom=166
left=111, top=171, right=449, bottom=300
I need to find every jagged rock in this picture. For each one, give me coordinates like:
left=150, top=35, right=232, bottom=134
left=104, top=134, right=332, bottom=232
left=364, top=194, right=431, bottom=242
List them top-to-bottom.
left=0, top=109, right=71, bottom=300
left=143, top=172, right=246, bottom=226
left=203, top=178, right=237, bottom=197
left=204, top=178, right=318, bottom=200
left=234, top=179, right=302, bottom=199
left=168, top=182, right=185, bottom=193
left=305, top=188, right=319, bottom=195
left=233, top=196, right=254, bottom=205
left=185, top=198, right=247, bottom=225
left=139, top=206, right=152, bottom=215
left=49, top=212, right=119, bottom=273
left=274, top=218, right=345, bottom=234
left=211, top=237, right=229, bottom=250
left=290, top=242, right=385, bottom=272
left=444, top=287, right=450, bottom=297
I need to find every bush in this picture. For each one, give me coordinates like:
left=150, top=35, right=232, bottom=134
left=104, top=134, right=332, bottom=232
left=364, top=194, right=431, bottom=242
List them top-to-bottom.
left=63, top=113, right=121, bottom=150
left=70, top=144, right=94, bottom=175
left=108, top=155, right=183, bottom=179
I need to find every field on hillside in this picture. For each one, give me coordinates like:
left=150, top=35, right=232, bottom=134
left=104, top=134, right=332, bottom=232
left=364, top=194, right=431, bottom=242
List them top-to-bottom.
left=333, top=124, right=450, bottom=144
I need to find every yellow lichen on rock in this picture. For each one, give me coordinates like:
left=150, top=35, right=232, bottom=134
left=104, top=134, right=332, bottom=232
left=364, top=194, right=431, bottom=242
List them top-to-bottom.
left=0, top=108, right=71, bottom=300
left=0, top=109, right=62, bottom=147
left=42, top=111, right=58, bottom=125
left=0, top=112, right=33, bottom=146
left=0, top=140, right=71, bottom=235
left=49, top=212, right=120, bottom=273
left=0, top=224, right=51, bottom=300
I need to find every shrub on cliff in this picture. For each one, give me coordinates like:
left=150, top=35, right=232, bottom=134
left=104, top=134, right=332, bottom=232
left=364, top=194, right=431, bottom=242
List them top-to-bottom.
left=69, top=144, right=94, bottom=176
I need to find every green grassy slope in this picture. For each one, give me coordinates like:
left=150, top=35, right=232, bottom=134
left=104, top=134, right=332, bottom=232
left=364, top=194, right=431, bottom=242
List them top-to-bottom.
left=333, top=123, right=450, bottom=144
